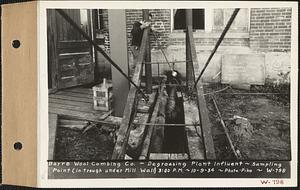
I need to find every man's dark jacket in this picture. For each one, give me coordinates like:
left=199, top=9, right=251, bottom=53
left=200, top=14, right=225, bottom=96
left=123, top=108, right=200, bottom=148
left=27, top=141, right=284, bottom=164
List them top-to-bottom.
left=131, top=21, right=143, bottom=47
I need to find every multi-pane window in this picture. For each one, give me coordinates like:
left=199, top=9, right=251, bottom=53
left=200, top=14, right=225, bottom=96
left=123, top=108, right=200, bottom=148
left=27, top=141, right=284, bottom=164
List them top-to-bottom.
left=173, top=9, right=205, bottom=30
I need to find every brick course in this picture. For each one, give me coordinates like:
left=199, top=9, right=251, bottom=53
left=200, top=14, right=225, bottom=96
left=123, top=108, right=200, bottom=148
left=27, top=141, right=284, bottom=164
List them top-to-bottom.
left=100, top=8, right=292, bottom=52
left=250, top=8, right=292, bottom=52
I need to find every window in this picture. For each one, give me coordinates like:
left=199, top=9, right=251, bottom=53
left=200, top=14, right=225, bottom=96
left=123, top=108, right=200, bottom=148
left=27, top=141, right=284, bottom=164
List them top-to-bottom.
left=213, top=8, right=249, bottom=32
left=94, top=9, right=105, bottom=30
left=173, top=9, right=205, bottom=30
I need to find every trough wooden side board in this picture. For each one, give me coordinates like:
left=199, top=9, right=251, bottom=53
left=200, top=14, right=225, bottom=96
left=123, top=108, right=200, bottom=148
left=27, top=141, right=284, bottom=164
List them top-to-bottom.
left=2, top=1, right=38, bottom=187
left=186, top=26, right=216, bottom=159
left=111, top=28, right=150, bottom=160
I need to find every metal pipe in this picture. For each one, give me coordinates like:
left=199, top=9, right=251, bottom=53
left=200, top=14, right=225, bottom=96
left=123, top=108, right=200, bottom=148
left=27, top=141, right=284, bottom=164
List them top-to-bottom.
left=194, top=8, right=240, bottom=88
left=56, top=9, right=149, bottom=101
left=143, top=9, right=152, bottom=94
left=144, top=60, right=188, bottom=64
left=211, top=95, right=242, bottom=159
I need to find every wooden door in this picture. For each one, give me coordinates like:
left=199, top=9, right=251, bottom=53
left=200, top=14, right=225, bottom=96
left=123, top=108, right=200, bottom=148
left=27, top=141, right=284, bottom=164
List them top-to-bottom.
left=47, top=9, right=95, bottom=90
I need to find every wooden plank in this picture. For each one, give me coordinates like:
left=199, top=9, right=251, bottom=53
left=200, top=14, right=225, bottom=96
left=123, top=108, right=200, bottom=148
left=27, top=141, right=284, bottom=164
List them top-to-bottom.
left=47, top=9, right=59, bottom=90
left=143, top=9, right=152, bottom=94
left=186, top=10, right=194, bottom=93
left=187, top=27, right=216, bottom=159
left=112, top=28, right=150, bottom=160
left=58, top=40, right=90, bottom=49
left=139, top=78, right=166, bottom=160
left=64, top=87, right=93, bottom=95
left=55, top=90, right=93, bottom=99
left=127, top=91, right=157, bottom=156
left=150, top=91, right=167, bottom=153
left=49, top=94, right=93, bottom=103
left=49, top=97, right=93, bottom=107
left=183, top=97, right=205, bottom=159
left=49, top=102, right=96, bottom=114
left=49, top=107, right=111, bottom=122
left=127, top=113, right=150, bottom=159
left=48, top=114, right=58, bottom=160
left=60, top=114, right=119, bottom=126
left=104, top=116, right=122, bottom=126
left=59, top=119, right=89, bottom=125
left=60, top=124, right=88, bottom=130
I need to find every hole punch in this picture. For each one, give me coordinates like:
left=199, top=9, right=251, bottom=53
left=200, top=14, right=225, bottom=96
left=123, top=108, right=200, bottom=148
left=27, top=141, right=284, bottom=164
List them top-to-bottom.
left=12, top=40, right=21, bottom=48
left=13, top=142, right=22, bottom=150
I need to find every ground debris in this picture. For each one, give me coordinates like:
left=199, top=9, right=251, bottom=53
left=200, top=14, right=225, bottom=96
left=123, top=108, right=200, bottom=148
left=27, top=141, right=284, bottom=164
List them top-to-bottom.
left=205, top=83, right=290, bottom=160
left=229, top=115, right=253, bottom=140
left=55, top=121, right=116, bottom=160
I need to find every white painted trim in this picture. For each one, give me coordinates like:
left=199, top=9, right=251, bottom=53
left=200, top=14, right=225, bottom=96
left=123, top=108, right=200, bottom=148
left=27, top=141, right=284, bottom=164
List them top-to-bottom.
left=170, top=8, right=207, bottom=32
left=205, top=8, right=213, bottom=32
left=248, top=8, right=251, bottom=32
left=170, top=9, right=174, bottom=32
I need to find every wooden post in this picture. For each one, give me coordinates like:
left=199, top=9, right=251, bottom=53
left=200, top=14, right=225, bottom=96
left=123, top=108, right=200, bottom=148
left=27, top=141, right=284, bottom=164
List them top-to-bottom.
left=143, top=9, right=152, bottom=94
left=186, top=9, right=194, bottom=94
left=47, top=10, right=59, bottom=90
left=108, top=10, right=130, bottom=117
left=186, top=27, right=216, bottom=159
left=112, top=29, right=150, bottom=160
left=139, top=78, right=166, bottom=160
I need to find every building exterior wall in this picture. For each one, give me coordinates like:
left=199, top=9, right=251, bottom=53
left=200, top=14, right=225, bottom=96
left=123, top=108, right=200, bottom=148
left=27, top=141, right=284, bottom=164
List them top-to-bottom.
left=98, top=8, right=292, bottom=83
left=101, top=8, right=292, bottom=51
left=249, top=8, right=292, bottom=52
left=125, top=9, right=172, bottom=49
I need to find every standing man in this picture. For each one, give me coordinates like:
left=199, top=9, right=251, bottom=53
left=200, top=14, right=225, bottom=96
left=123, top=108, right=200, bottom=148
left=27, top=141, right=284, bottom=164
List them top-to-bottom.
left=130, top=13, right=153, bottom=60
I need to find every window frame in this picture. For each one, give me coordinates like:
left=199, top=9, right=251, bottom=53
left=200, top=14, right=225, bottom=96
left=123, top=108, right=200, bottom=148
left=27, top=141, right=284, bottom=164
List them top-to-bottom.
left=170, top=8, right=213, bottom=32
left=170, top=8, right=251, bottom=33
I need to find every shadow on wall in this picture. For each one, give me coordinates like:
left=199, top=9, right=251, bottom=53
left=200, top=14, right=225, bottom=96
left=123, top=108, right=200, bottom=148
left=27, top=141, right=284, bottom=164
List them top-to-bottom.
left=95, top=50, right=112, bottom=82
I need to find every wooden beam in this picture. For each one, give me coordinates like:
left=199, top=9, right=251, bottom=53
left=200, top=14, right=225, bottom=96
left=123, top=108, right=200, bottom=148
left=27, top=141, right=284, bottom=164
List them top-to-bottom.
left=47, top=9, right=59, bottom=90
left=143, top=9, right=152, bottom=94
left=186, top=9, right=194, bottom=94
left=108, top=10, right=130, bottom=116
left=187, top=27, right=216, bottom=159
left=111, top=29, right=150, bottom=160
left=139, top=78, right=167, bottom=160
left=150, top=91, right=167, bottom=153
left=211, top=95, right=242, bottom=159
left=184, top=98, right=205, bottom=159
left=49, top=107, right=112, bottom=122
left=48, top=114, right=58, bottom=160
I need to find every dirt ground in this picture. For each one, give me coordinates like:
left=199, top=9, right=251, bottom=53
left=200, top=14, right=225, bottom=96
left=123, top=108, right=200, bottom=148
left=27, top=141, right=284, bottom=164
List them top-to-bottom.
left=205, top=83, right=291, bottom=160
left=55, top=124, right=115, bottom=160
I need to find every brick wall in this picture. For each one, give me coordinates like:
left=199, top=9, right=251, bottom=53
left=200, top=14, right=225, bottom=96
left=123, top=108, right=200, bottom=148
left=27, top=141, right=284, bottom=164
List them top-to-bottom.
left=101, top=8, right=292, bottom=52
left=249, top=8, right=292, bottom=52
left=101, top=9, right=110, bottom=53
left=126, top=9, right=171, bottom=49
